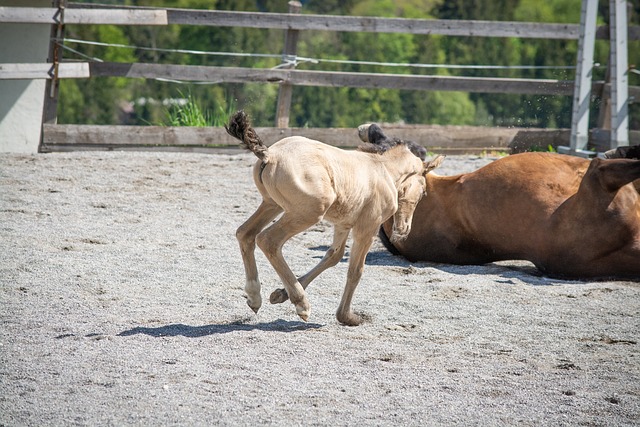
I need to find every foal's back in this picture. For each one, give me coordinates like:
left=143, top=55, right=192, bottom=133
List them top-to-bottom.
left=256, top=136, right=396, bottom=223
left=260, top=137, right=390, bottom=191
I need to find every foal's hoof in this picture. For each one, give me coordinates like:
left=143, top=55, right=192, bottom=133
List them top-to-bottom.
left=269, top=288, right=289, bottom=304
left=246, top=295, right=262, bottom=314
left=294, top=298, right=311, bottom=322
left=297, top=307, right=310, bottom=322
left=337, top=311, right=363, bottom=326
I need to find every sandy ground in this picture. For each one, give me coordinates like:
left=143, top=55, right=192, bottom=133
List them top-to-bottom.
left=0, top=150, right=638, bottom=426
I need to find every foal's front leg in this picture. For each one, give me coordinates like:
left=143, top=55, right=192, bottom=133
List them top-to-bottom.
left=236, top=201, right=283, bottom=314
left=270, top=225, right=350, bottom=304
left=336, top=229, right=376, bottom=326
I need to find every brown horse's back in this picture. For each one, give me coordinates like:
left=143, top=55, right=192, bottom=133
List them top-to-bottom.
left=385, top=152, right=640, bottom=278
left=391, top=153, right=584, bottom=262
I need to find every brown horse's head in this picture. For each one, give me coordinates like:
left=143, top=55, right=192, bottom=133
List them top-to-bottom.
left=390, top=155, right=445, bottom=244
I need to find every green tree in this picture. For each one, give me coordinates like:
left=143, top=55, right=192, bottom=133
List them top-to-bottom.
left=57, top=0, right=638, bottom=131
left=291, top=0, right=475, bottom=127
left=58, top=24, right=136, bottom=124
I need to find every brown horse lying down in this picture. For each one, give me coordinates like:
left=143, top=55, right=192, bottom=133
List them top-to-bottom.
left=226, top=112, right=443, bottom=325
left=360, top=125, right=640, bottom=279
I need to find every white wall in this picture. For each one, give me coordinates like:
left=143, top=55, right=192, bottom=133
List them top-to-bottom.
left=0, top=0, right=52, bottom=153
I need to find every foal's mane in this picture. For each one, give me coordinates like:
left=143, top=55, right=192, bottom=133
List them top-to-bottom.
left=357, top=123, right=427, bottom=160
left=357, top=142, right=409, bottom=156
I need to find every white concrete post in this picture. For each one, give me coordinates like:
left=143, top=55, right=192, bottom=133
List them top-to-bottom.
left=0, top=0, right=52, bottom=153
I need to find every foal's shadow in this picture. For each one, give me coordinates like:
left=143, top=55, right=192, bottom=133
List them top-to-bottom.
left=118, top=318, right=323, bottom=338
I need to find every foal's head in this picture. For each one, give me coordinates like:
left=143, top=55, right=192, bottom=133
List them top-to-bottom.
left=357, top=123, right=444, bottom=243
left=390, top=150, right=445, bottom=243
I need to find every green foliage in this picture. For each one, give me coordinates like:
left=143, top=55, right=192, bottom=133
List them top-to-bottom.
left=57, top=0, right=639, bottom=131
left=58, top=24, right=136, bottom=124
left=157, top=91, right=236, bottom=127
left=163, top=92, right=212, bottom=127
left=528, top=144, right=557, bottom=153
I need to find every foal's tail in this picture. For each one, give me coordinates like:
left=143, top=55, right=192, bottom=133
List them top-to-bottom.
left=225, top=110, right=269, bottom=162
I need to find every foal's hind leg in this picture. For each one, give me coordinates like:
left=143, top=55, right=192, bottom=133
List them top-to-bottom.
left=236, top=200, right=283, bottom=314
left=257, top=212, right=321, bottom=321
left=270, top=225, right=350, bottom=304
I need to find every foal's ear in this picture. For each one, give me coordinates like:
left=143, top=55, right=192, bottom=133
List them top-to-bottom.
left=357, top=124, right=373, bottom=143
left=424, top=155, right=445, bottom=173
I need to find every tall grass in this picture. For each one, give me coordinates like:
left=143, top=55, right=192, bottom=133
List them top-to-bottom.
left=163, top=91, right=235, bottom=127
left=528, top=144, right=557, bottom=153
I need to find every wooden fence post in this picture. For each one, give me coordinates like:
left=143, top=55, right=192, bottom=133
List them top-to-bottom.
left=42, top=0, right=66, bottom=126
left=275, top=1, right=301, bottom=128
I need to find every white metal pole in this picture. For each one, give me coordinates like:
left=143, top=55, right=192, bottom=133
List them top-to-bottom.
left=560, top=0, right=598, bottom=157
left=609, top=0, right=629, bottom=149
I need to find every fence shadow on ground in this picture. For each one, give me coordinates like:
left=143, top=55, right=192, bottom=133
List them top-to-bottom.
left=118, top=318, right=323, bottom=338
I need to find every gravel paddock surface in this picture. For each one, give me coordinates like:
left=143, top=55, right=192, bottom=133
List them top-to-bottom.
left=1, top=151, right=638, bottom=426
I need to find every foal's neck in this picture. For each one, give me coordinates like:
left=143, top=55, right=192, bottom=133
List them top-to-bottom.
left=381, top=148, right=421, bottom=182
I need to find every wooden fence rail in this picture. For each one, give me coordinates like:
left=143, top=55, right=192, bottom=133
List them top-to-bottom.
left=4, top=4, right=637, bottom=40
left=4, top=61, right=639, bottom=100
left=90, top=62, right=577, bottom=95
left=40, top=124, right=640, bottom=154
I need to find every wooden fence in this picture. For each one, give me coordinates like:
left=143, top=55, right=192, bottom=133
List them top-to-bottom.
left=1, top=2, right=639, bottom=153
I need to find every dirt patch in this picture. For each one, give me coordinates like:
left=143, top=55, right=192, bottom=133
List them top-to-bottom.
left=1, top=151, right=638, bottom=426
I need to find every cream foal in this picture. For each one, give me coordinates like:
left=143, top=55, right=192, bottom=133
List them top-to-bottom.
left=226, top=111, right=443, bottom=325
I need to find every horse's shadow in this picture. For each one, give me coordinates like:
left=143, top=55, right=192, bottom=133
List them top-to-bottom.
left=309, top=245, right=412, bottom=268
left=305, top=246, right=637, bottom=286
left=365, top=250, right=602, bottom=286
left=118, top=318, right=323, bottom=338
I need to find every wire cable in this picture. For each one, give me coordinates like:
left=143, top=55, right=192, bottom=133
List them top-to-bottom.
left=60, top=37, right=576, bottom=72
